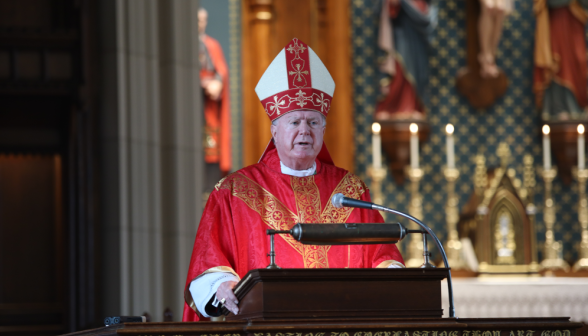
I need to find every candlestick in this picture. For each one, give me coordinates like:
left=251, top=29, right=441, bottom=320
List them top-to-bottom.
left=372, top=123, right=382, bottom=169
left=410, top=123, right=419, bottom=169
left=446, top=124, right=455, bottom=169
left=578, top=124, right=585, bottom=170
left=542, top=125, right=551, bottom=171
left=368, top=165, right=387, bottom=220
left=404, top=166, right=424, bottom=267
left=443, top=167, right=466, bottom=270
left=540, top=167, right=569, bottom=272
left=573, top=168, right=588, bottom=271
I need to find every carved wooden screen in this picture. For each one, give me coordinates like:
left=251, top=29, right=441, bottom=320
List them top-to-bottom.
left=0, top=0, right=99, bottom=331
left=0, top=154, right=66, bottom=332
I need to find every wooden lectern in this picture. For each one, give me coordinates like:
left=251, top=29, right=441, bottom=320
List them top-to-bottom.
left=65, top=268, right=584, bottom=336
left=223, top=268, right=447, bottom=320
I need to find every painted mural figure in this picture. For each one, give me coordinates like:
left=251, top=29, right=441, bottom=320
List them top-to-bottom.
left=376, top=0, right=437, bottom=120
left=478, top=0, right=513, bottom=78
left=534, top=0, right=588, bottom=121
left=199, top=8, right=231, bottom=192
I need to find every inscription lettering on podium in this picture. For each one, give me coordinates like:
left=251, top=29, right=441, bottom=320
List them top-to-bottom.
left=139, top=330, right=573, bottom=336
left=243, top=330, right=572, bottom=336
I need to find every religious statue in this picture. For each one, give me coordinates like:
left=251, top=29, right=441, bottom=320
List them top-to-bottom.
left=375, top=0, right=437, bottom=120
left=455, top=0, right=509, bottom=109
left=477, top=0, right=513, bottom=78
left=534, top=0, right=588, bottom=121
left=199, top=8, right=231, bottom=192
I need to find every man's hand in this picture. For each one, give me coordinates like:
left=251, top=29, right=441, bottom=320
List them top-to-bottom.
left=216, top=281, right=239, bottom=315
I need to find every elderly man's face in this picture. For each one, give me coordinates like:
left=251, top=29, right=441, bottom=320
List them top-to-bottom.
left=271, top=110, right=325, bottom=170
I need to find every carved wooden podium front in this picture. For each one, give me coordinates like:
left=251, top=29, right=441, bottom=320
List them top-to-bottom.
left=66, top=268, right=585, bottom=336
left=223, top=268, right=447, bottom=320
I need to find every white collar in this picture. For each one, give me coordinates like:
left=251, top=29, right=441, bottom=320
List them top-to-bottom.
left=280, top=161, right=317, bottom=177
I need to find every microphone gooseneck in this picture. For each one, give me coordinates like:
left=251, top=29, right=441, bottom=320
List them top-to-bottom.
left=330, top=193, right=457, bottom=318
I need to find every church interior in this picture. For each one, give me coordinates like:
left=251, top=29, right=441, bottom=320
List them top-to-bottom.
left=1, top=0, right=588, bottom=334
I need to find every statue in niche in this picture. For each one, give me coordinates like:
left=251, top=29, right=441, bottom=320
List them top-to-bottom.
left=375, top=0, right=437, bottom=120
left=478, top=0, right=513, bottom=78
left=534, top=0, right=588, bottom=121
left=198, top=8, right=231, bottom=194
left=495, top=208, right=516, bottom=265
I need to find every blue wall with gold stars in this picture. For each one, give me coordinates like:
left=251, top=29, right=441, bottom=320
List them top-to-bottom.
left=351, top=0, right=582, bottom=262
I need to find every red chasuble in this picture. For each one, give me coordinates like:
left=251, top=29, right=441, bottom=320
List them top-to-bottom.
left=183, top=148, right=404, bottom=321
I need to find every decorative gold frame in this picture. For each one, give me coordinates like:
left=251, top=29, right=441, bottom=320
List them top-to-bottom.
left=474, top=151, right=539, bottom=276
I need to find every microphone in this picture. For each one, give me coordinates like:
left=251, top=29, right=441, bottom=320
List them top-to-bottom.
left=331, top=192, right=457, bottom=318
left=331, top=193, right=374, bottom=209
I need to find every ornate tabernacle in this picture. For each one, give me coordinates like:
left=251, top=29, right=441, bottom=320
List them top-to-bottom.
left=458, top=146, right=539, bottom=275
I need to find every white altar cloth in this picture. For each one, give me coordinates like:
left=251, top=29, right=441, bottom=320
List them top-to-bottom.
left=441, top=277, right=588, bottom=322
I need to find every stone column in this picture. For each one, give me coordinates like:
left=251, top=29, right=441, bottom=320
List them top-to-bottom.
left=99, top=0, right=202, bottom=321
left=158, top=0, right=204, bottom=319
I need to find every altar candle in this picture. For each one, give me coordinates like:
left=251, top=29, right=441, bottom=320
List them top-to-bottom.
left=372, top=122, right=382, bottom=169
left=410, top=123, right=419, bottom=169
left=446, top=124, right=455, bottom=169
left=578, top=124, right=585, bottom=170
left=542, top=125, right=551, bottom=170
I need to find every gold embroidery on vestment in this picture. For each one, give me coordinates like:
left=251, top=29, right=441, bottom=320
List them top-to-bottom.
left=221, top=172, right=367, bottom=267
left=219, top=173, right=302, bottom=254
left=321, top=173, right=367, bottom=252
left=214, top=176, right=228, bottom=191
left=291, top=176, right=329, bottom=268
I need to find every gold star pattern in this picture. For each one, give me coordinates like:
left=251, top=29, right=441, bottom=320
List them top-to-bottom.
left=349, top=0, right=582, bottom=261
